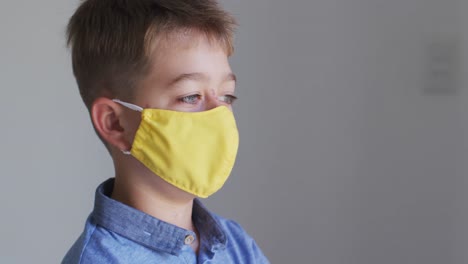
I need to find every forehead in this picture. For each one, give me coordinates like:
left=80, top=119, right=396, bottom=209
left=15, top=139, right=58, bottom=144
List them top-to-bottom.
left=149, top=29, right=231, bottom=59
left=134, top=31, right=233, bottom=99
left=134, top=31, right=235, bottom=105
left=147, top=31, right=231, bottom=76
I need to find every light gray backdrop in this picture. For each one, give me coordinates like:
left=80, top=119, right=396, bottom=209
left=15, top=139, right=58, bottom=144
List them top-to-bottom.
left=1, top=0, right=467, bottom=263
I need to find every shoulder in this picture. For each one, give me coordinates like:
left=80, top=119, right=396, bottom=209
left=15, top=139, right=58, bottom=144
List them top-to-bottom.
left=211, top=214, right=270, bottom=264
left=216, top=215, right=252, bottom=241
left=62, top=220, right=156, bottom=264
left=62, top=220, right=98, bottom=264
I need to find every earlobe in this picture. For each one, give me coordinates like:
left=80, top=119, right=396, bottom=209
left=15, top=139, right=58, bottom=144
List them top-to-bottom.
left=91, top=97, right=131, bottom=152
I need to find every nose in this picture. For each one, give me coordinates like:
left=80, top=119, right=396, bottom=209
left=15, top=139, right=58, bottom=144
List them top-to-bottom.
left=203, top=92, right=226, bottom=111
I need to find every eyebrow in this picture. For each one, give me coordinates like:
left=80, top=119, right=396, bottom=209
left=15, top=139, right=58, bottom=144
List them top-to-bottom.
left=168, top=72, right=237, bottom=87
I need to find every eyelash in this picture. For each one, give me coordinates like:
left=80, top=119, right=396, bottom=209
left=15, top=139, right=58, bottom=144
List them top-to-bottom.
left=178, top=94, right=238, bottom=105
left=179, top=94, right=202, bottom=104
left=220, top=94, right=238, bottom=104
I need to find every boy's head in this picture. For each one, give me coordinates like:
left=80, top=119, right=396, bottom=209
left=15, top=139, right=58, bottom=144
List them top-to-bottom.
left=66, top=0, right=237, bottom=153
left=67, top=0, right=236, bottom=108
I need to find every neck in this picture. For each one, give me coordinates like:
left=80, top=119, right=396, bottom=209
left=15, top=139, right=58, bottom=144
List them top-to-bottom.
left=111, top=168, right=197, bottom=232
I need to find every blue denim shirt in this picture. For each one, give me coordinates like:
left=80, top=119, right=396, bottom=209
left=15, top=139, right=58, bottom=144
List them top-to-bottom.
left=62, top=179, right=269, bottom=263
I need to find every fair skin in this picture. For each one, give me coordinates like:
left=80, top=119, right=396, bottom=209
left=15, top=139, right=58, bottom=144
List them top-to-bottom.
left=91, top=32, right=236, bottom=254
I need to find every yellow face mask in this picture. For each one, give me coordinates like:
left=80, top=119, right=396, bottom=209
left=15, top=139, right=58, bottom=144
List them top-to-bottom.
left=113, top=99, right=239, bottom=198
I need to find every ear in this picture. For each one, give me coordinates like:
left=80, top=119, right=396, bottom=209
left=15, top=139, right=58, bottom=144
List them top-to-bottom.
left=91, top=97, right=131, bottom=152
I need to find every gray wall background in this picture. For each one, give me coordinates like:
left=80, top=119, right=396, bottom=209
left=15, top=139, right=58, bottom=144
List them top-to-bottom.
left=0, top=0, right=466, bottom=263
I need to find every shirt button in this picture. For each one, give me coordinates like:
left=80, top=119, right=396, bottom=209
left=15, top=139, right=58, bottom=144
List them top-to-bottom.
left=184, top=234, right=195, bottom=245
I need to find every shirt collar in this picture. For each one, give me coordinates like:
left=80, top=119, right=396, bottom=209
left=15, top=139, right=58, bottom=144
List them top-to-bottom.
left=91, top=178, right=226, bottom=256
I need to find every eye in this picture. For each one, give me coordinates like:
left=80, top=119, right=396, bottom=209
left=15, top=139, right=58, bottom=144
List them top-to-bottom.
left=179, top=94, right=202, bottom=104
left=219, top=95, right=238, bottom=105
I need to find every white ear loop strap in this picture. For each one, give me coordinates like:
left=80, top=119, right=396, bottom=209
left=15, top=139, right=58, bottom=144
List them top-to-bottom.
left=112, top=99, right=144, bottom=155
left=112, top=99, right=144, bottom=112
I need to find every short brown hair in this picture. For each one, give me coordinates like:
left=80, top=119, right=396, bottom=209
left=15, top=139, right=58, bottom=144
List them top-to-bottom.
left=66, top=0, right=237, bottom=110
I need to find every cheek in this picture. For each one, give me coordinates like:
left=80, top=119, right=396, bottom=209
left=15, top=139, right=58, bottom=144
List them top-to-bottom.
left=141, top=97, right=173, bottom=109
left=179, top=104, right=207, bottom=113
left=124, top=112, right=142, bottom=144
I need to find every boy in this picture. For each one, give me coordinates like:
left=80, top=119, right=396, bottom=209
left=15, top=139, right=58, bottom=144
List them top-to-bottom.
left=62, top=0, right=269, bottom=263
